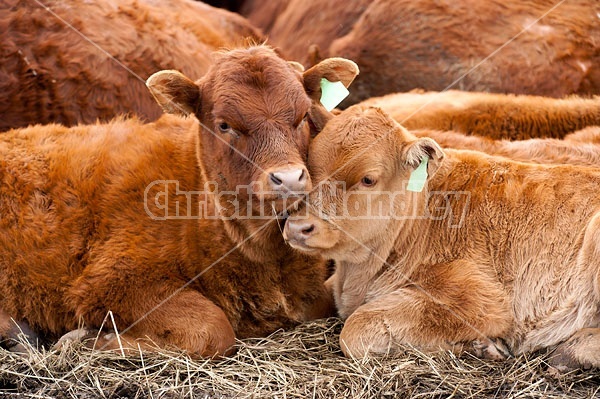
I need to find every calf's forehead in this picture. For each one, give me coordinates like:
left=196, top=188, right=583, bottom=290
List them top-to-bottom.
left=208, top=48, right=310, bottom=125
left=309, top=106, right=397, bottom=180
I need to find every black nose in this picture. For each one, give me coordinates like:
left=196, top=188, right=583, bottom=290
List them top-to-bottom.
left=269, top=173, right=283, bottom=185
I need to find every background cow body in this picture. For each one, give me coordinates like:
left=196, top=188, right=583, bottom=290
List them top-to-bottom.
left=0, top=0, right=262, bottom=131
left=254, top=0, right=600, bottom=106
left=254, top=0, right=370, bottom=64
left=0, top=46, right=359, bottom=357
left=360, top=90, right=600, bottom=140
left=285, top=106, right=600, bottom=370
left=412, top=129, right=600, bottom=166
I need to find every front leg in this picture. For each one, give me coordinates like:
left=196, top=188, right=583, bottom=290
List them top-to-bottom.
left=339, top=260, right=512, bottom=358
left=68, top=268, right=235, bottom=358
left=304, top=272, right=338, bottom=319
left=0, top=308, right=39, bottom=353
left=548, top=328, right=600, bottom=372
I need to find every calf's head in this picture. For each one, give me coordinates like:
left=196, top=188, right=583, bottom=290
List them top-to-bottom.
left=147, top=46, right=358, bottom=213
left=284, top=105, right=444, bottom=262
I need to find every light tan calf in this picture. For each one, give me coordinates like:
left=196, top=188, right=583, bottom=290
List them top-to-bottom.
left=284, top=105, right=600, bottom=371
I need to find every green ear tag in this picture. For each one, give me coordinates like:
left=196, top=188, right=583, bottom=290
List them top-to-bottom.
left=319, top=78, right=349, bottom=111
left=406, top=156, right=429, bottom=192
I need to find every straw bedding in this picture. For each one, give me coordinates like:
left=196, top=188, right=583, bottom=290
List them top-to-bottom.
left=1, top=318, right=598, bottom=398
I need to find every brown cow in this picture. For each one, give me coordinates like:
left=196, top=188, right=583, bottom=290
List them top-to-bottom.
left=0, top=0, right=262, bottom=131
left=240, top=0, right=293, bottom=35
left=255, top=0, right=600, bottom=106
left=255, top=0, right=370, bottom=64
left=332, top=0, right=600, bottom=105
left=0, top=46, right=359, bottom=357
left=360, top=90, right=600, bottom=140
left=284, top=105, right=600, bottom=371
left=566, top=126, right=600, bottom=144
left=412, top=129, right=600, bottom=166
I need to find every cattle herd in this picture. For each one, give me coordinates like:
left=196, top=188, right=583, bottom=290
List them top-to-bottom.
left=0, top=0, right=599, bottom=373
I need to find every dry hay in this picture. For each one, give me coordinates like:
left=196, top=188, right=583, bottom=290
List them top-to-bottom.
left=0, top=318, right=598, bottom=399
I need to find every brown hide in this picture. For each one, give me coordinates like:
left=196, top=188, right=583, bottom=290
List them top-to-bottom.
left=0, top=0, right=262, bottom=131
left=239, top=0, right=292, bottom=35
left=252, top=0, right=600, bottom=106
left=263, top=0, right=370, bottom=64
left=331, top=0, right=600, bottom=105
left=0, top=46, right=359, bottom=357
left=360, top=90, right=600, bottom=140
left=284, top=105, right=600, bottom=369
left=566, top=126, right=600, bottom=144
left=412, top=129, right=600, bottom=166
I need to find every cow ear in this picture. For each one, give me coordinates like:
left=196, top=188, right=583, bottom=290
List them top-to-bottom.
left=302, top=58, right=359, bottom=102
left=288, top=61, right=305, bottom=73
left=146, top=70, right=200, bottom=116
left=307, top=103, right=335, bottom=137
left=403, top=137, right=445, bottom=178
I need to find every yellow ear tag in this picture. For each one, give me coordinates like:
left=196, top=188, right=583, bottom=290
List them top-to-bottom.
left=319, top=78, right=349, bottom=111
left=406, top=156, right=429, bottom=192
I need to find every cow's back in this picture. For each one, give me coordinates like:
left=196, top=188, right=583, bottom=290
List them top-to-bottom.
left=0, top=0, right=261, bottom=131
left=330, top=0, right=600, bottom=105
left=0, top=115, right=200, bottom=336
left=426, top=153, right=600, bottom=349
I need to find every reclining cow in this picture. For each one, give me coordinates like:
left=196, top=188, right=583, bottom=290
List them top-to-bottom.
left=0, top=46, right=358, bottom=357
left=360, top=90, right=600, bottom=140
left=284, top=105, right=600, bottom=371
left=412, top=129, right=600, bottom=166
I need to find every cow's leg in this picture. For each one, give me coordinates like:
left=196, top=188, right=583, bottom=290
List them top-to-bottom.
left=339, top=260, right=511, bottom=358
left=302, top=273, right=337, bottom=320
left=67, top=279, right=235, bottom=358
left=0, top=308, right=39, bottom=353
left=549, top=328, right=600, bottom=372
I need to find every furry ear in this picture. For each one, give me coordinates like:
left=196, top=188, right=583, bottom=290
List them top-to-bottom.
left=307, top=44, right=323, bottom=68
left=302, top=58, right=359, bottom=103
left=288, top=61, right=305, bottom=73
left=146, top=70, right=200, bottom=116
left=307, top=103, right=335, bottom=138
left=403, top=137, right=445, bottom=177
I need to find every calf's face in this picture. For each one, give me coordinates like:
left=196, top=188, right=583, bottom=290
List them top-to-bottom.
left=147, top=46, right=358, bottom=211
left=283, top=106, right=444, bottom=262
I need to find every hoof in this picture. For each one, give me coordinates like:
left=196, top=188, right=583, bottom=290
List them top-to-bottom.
left=2, top=321, right=40, bottom=354
left=53, top=327, right=100, bottom=350
left=470, top=338, right=511, bottom=360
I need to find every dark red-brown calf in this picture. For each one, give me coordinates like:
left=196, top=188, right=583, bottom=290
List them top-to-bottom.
left=0, top=46, right=359, bottom=357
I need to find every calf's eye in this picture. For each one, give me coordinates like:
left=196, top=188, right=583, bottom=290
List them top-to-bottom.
left=218, top=122, right=230, bottom=132
left=361, top=176, right=376, bottom=187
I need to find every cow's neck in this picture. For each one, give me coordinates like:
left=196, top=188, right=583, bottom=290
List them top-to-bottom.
left=195, top=153, right=293, bottom=265
left=333, top=187, right=447, bottom=318
left=208, top=190, right=293, bottom=264
left=223, top=213, right=291, bottom=264
left=333, top=223, right=402, bottom=319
